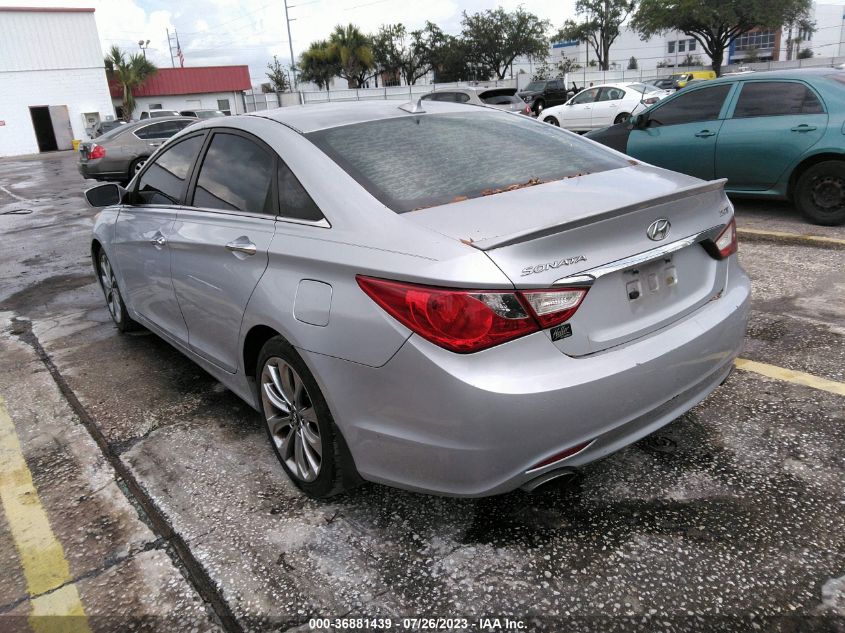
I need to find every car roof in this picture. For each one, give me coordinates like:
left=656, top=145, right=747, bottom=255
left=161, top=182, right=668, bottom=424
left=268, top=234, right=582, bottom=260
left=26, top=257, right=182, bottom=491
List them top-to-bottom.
left=704, top=67, right=841, bottom=85
left=246, top=100, right=496, bottom=134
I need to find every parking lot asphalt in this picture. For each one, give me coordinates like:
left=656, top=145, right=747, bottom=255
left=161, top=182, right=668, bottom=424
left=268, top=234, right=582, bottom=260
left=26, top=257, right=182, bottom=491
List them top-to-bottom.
left=0, top=150, right=843, bottom=633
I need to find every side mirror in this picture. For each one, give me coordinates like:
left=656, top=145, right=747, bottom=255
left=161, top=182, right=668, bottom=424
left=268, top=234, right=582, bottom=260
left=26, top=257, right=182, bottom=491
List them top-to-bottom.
left=629, top=113, right=647, bottom=130
left=84, top=183, right=126, bottom=208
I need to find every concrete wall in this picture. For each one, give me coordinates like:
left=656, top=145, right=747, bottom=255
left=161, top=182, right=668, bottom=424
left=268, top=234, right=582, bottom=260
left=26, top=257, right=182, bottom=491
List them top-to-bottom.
left=0, top=9, right=114, bottom=157
left=115, top=92, right=246, bottom=119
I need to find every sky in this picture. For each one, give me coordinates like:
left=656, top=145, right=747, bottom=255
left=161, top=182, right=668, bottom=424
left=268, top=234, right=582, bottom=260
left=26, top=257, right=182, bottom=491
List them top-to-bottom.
left=2, top=0, right=579, bottom=85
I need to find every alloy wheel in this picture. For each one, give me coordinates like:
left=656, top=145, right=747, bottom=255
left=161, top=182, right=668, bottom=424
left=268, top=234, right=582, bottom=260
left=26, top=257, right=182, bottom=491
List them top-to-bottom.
left=98, top=252, right=122, bottom=323
left=261, top=357, right=322, bottom=482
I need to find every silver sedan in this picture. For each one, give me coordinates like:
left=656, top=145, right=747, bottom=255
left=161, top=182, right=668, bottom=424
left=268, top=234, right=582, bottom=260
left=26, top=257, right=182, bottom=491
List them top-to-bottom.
left=85, top=100, right=750, bottom=498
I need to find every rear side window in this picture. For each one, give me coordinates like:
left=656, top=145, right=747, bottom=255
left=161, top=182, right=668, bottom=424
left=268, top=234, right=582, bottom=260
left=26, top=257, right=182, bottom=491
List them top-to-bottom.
left=733, top=82, right=824, bottom=118
left=649, top=84, right=731, bottom=126
left=481, top=94, right=522, bottom=105
left=307, top=112, right=627, bottom=213
left=135, top=120, right=193, bottom=140
left=193, top=133, right=274, bottom=214
left=135, top=135, right=204, bottom=205
left=278, top=163, right=325, bottom=222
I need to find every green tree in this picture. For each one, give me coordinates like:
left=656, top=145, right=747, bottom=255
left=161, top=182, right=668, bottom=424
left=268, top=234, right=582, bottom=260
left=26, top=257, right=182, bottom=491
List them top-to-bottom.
left=557, top=0, right=636, bottom=71
left=632, top=0, right=812, bottom=76
left=461, top=7, right=550, bottom=79
left=371, top=23, right=435, bottom=86
left=426, top=23, right=474, bottom=82
left=328, top=24, right=375, bottom=88
left=298, top=39, right=340, bottom=91
left=104, top=45, right=157, bottom=122
left=742, top=46, right=760, bottom=63
left=797, top=47, right=814, bottom=59
left=265, top=55, right=290, bottom=92
left=627, top=55, right=638, bottom=69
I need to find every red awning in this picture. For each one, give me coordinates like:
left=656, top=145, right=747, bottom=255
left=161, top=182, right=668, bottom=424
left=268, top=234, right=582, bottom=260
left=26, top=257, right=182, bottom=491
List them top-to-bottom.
left=109, top=66, right=251, bottom=98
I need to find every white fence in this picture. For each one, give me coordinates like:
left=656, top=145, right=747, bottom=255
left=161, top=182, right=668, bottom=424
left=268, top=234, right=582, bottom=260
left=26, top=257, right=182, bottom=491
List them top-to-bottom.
left=243, top=55, right=845, bottom=112
left=242, top=79, right=517, bottom=112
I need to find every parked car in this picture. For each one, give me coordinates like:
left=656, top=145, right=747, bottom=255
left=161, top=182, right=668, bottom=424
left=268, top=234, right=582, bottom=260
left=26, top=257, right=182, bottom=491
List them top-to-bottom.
left=585, top=69, right=845, bottom=225
left=672, top=70, right=717, bottom=88
left=651, top=77, right=678, bottom=91
left=517, top=78, right=574, bottom=114
left=540, top=82, right=672, bottom=132
left=420, top=87, right=531, bottom=115
left=84, top=100, right=749, bottom=498
left=180, top=109, right=228, bottom=119
left=139, top=110, right=181, bottom=120
left=78, top=117, right=197, bottom=183
left=90, top=120, right=126, bottom=138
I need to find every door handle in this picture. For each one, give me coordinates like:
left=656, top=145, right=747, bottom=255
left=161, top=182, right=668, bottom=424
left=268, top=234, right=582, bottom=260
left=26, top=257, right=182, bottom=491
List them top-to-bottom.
left=790, top=124, right=817, bottom=132
left=695, top=130, right=716, bottom=138
left=149, top=142, right=162, bottom=147
left=150, top=233, right=166, bottom=248
left=225, top=237, right=257, bottom=256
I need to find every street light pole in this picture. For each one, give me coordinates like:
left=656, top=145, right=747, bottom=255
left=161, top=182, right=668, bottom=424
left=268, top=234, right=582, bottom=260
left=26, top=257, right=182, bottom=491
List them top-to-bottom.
left=283, top=0, right=297, bottom=90
left=138, top=39, right=150, bottom=59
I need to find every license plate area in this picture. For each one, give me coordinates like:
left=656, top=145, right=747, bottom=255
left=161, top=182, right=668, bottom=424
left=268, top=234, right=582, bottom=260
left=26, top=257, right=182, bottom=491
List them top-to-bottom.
left=623, top=256, right=678, bottom=302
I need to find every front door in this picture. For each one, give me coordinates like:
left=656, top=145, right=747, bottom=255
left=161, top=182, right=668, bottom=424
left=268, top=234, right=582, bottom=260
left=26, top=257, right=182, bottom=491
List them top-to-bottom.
left=715, top=80, right=828, bottom=191
left=627, top=83, right=734, bottom=181
left=589, top=86, right=627, bottom=129
left=561, top=87, right=600, bottom=130
left=170, top=130, right=277, bottom=373
left=113, top=133, right=205, bottom=343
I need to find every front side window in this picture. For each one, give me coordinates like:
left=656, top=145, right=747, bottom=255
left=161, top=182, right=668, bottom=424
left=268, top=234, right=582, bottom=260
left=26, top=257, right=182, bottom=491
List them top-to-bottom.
left=733, top=82, right=824, bottom=118
left=648, top=84, right=731, bottom=126
left=570, top=87, right=600, bottom=105
left=306, top=111, right=628, bottom=213
left=192, top=133, right=274, bottom=214
left=135, top=135, right=204, bottom=205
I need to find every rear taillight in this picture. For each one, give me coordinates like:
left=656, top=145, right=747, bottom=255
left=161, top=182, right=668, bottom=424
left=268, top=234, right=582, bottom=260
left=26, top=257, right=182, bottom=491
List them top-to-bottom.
left=641, top=97, right=660, bottom=105
left=88, top=144, right=106, bottom=159
left=713, top=218, right=737, bottom=259
left=357, top=276, right=589, bottom=353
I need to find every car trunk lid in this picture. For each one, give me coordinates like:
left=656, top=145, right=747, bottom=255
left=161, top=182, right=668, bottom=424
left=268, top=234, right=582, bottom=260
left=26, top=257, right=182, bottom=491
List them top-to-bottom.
left=404, top=166, right=732, bottom=354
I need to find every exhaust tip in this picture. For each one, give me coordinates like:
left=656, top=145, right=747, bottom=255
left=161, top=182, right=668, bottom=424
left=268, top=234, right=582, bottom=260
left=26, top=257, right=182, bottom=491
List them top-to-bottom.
left=520, top=468, right=578, bottom=494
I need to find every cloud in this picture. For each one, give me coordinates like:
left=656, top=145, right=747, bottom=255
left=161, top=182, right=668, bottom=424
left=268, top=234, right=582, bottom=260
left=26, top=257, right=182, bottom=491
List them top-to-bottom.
left=4, top=0, right=578, bottom=85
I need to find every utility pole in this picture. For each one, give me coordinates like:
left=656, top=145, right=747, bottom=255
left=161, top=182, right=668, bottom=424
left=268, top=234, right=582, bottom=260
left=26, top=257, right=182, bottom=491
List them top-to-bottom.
left=283, top=0, right=297, bottom=89
left=166, top=28, right=175, bottom=67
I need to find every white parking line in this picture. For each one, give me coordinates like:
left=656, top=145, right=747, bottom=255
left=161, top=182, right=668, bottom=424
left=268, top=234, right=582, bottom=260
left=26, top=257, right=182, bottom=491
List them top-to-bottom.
left=0, top=185, right=33, bottom=203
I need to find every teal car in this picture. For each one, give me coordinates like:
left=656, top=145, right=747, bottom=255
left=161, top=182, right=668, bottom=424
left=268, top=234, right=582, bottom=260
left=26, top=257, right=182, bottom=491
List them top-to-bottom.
left=585, top=69, right=845, bottom=225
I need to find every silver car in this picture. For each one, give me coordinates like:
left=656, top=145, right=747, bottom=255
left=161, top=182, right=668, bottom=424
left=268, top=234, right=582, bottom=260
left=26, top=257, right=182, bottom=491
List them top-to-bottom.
left=421, top=87, right=532, bottom=115
left=85, top=101, right=750, bottom=498
left=78, top=117, right=196, bottom=183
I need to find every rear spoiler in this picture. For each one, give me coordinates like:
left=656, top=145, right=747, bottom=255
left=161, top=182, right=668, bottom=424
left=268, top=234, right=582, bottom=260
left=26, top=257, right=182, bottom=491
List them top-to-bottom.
left=470, top=178, right=728, bottom=251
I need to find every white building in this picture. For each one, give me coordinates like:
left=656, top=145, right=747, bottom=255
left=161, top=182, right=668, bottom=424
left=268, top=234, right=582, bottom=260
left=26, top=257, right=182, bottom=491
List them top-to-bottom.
left=0, top=7, right=115, bottom=157
left=111, top=66, right=251, bottom=120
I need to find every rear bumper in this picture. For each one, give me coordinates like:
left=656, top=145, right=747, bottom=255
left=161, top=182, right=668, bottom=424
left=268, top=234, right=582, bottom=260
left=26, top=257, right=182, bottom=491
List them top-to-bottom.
left=78, top=161, right=125, bottom=181
left=305, top=260, right=750, bottom=497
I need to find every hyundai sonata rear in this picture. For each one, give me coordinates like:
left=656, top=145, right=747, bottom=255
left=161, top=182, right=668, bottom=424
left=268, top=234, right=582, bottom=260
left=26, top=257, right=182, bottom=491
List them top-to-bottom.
left=89, top=102, right=749, bottom=498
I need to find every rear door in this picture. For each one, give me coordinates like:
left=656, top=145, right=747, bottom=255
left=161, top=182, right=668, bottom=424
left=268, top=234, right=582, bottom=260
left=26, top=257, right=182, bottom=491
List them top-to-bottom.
left=715, top=80, right=827, bottom=190
left=627, top=83, right=734, bottom=181
left=169, top=129, right=277, bottom=373
left=113, top=133, right=206, bottom=343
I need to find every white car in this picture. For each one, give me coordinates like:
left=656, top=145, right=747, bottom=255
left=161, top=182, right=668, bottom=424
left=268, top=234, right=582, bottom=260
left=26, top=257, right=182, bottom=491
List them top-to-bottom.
left=540, top=82, right=671, bottom=132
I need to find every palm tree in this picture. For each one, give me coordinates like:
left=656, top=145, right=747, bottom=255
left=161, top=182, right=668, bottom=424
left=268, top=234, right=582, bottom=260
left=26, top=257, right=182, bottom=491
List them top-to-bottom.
left=327, top=24, right=374, bottom=88
left=298, top=40, right=340, bottom=92
left=104, top=45, right=157, bottom=121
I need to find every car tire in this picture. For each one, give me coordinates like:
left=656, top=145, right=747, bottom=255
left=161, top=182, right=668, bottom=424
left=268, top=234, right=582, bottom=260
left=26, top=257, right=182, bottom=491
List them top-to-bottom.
left=533, top=99, right=545, bottom=115
left=614, top=112, right=631, bottom=125
left=545, top=116, right=560, bottom=127
left=128, top=157, right=148, bottom=180
left=794, top=160, right=845, bottom=226
left=96, top=249, right=140, bottom=333
left=257, top=336, right=361, bottom=498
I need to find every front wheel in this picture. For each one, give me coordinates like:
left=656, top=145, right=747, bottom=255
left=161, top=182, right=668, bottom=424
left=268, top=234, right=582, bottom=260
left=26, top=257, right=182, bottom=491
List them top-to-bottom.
left=545, top=116, right=560, bottom=127
left=794, top=160, right=845, bottom=226
left=96, top=250, right=139, bottom=332
left=257, top=337, right=360, bottom=498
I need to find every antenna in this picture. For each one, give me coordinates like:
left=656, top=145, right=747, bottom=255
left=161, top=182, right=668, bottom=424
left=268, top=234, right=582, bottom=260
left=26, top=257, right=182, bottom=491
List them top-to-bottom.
left=399, top=98, right=425, bottom=114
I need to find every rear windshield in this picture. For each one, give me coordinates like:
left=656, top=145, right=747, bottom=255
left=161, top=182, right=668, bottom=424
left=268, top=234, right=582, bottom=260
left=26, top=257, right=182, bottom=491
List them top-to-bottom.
left=481, top=94, right=523, bottom=105
left=306, top=112, right=627, bottom=213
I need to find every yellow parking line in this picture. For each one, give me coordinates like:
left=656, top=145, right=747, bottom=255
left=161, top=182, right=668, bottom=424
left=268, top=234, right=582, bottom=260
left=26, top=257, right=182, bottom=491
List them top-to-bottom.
left=737, top=227, right=845, bottom=247
left=734, top=358, right=845, bottom=396
left=0, top=395, right=91, bottom=632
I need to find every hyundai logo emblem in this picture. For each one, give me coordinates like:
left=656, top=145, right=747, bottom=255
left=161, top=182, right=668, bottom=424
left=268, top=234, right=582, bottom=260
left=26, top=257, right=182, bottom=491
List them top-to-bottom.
left=647, top=218, right=671, bottom=241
